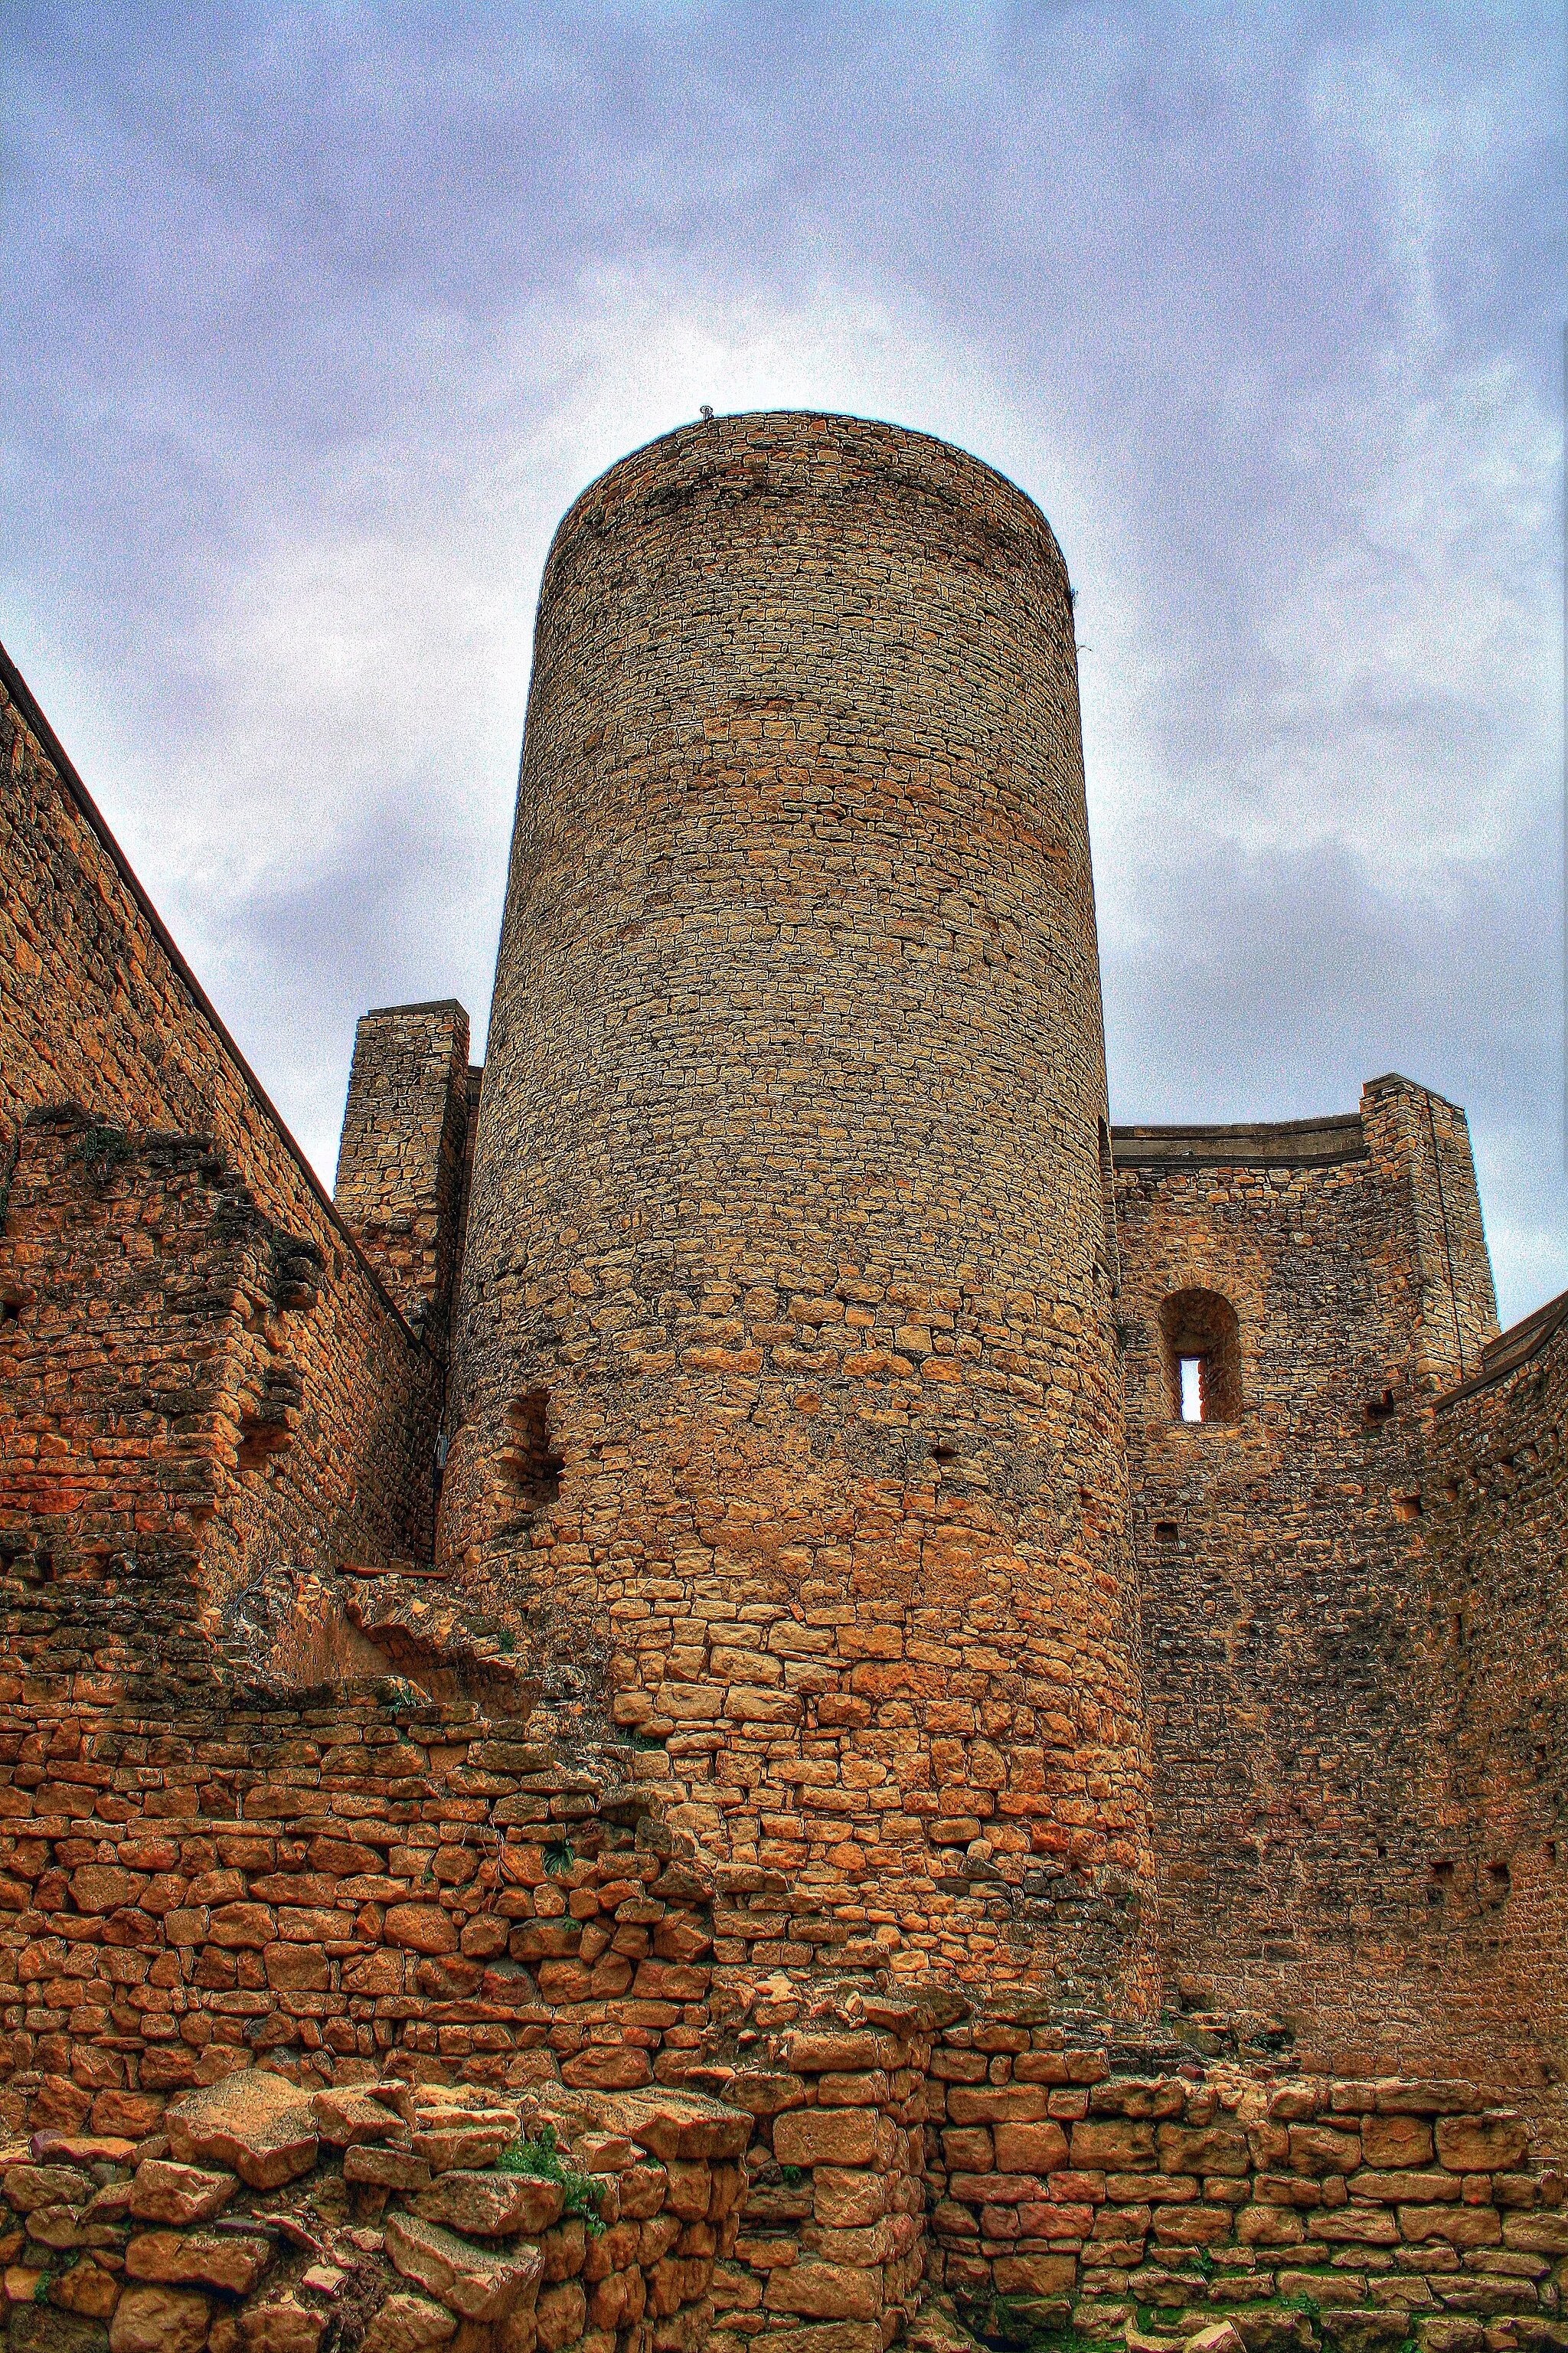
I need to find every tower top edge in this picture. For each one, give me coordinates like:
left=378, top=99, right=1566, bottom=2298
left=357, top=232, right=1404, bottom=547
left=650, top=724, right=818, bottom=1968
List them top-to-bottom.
left=545, top=408, right=1066, bottom=570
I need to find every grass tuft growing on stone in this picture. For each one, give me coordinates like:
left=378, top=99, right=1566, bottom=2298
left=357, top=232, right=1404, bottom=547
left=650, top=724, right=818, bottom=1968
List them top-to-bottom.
left=495, top=2120, right=605, bottom=2234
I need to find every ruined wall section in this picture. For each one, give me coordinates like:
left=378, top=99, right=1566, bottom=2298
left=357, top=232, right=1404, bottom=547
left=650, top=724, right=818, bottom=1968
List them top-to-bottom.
left=443, top=411, right=1153, bottom=2008
left=0, top=646, right=441, bottom=1625
left=333, top=1000, right=474, bottom=1347
left=1362, top=1074, right=1497, bottom=1394
left=1115, top=1079, right=1502, bottom=2076
left=0, top=1112, right=433, bottom=1699
left=1412, top=1296, right=1568, bottom=2113
left=0, top=1687, right=723, bottom=2144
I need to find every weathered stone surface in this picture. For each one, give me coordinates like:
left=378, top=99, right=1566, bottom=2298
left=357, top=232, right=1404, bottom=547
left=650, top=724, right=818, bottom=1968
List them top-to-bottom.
left=165, top=2074, right=318, bottom=2189
left=311, top=2089, right=410, bottom=2148
left=775, top=2112, right=877, bottom=2170
left=1435, top=2116, right=1530, bottom=2173
left=410, top=2121, right=517, bottom=2174
left=345, top=2145, right=433, bottom=2191
left=129, top=2160, right=237, bottom=2224
left=413, top=2170, right=564, bottom=2237
left=384, top=2211, right=545, bottom=2321
left=127, top=2223, right=273, bottom=2293
left=765, top=2258, right=881, bottom=2321
left=109, top=2285, right=212, bottom=2353
left=364, top=2296, right=459, bottom=2352
left=237, top=2299, right=330, bottom=2351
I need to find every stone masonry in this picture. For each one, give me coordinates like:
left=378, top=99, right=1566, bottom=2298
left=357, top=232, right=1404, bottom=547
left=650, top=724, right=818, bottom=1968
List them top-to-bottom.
left=1, top=410, right=1564, bottom=2353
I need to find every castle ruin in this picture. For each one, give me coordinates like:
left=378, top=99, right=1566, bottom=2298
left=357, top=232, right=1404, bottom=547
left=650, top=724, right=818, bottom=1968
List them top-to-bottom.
left=0, top=412, right=1563, bottom=2353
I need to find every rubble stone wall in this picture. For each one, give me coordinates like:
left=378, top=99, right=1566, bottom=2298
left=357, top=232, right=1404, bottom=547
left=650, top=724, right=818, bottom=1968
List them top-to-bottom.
left=441, top=410, right=1153, bottom=2007
left=0, top=1112, right=436, bottom=1659
left=1413, top=1301, right=1568, bottom=2116
left=0, top=1684, right=727, bottom=2148
left=707, top=1976, right=932, bottom=2353
left=923, top=2010, right=1568, bottom=2351
left=0, top=2065, right=750, bottom=2353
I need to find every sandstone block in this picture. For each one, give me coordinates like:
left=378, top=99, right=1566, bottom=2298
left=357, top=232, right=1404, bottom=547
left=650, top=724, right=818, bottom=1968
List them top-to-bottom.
left=70, top=1865, right=149, bottom=1915
left=207, top=1903, right=276, bottom=1948
left=385, top=1904, right=459, bottom=1956
left=263, top=1946, right=330, bottom=1992
left=786, top=2034, right=888, bottom=2074
left=165, top=2073, right=318, bottom=2188
left=1375, top=2083, right=1485, bottom=2116
left=948, top=2086, right=1049, bottom=2126
left=601, top=2087, right=750, bottom=2161
left=312, top=2088, right=410, bottom=2147
left=92, top=2093, right=165, bottom=2139
left=775, top=2111, right=877, bottom=2169
left=1363, top=2116, right=1435, bottom=2169
left=1436, top=2116, right=1530, bottom=2174
left=1071, top=2119, right=1156, bottom=2167
left=411, top=2120, right=518, bottom=2173
left=994, top=2121, right=1070, bottom=2172
left=1158, top=2124, right=1250, bottom=2175
left=1289, top=2125, right=1363, bottom=2175
left=345, top=2145, right=433, bottom=2191
left=129, top=2159, right=237, bottom=2224
left=2, top=2162, right=94, bottom=2211
left=813, top=2168, right=889, bottom=2227
left=414, top=2169, right=564, bottom=2237
left=1351, top=2169, right=1460, bottom=2204
left=1237, top=2204, right=1306, bottom=2246
left=1398, top=2204, right=1502, bottom=2248
left=1308, top=2208, right=1401, bottom=2244
left=385, top=2210, right=546, bottom=2321
left=1502, top=2215, right=1568, bottom=2254
left=126, top=2224, right=273, bottom=2293
left=991, top=2253, right=1076, bottom=2295
left=764, top=2256, right=881, bottom=2319
left=534, top=2279, right=590, bottom=2350
left=109, top=2284, right=211, bottom=2353
left=364, top=2294, right=459, bottom=2351
left=238, top=2299, right=330, bottom=2351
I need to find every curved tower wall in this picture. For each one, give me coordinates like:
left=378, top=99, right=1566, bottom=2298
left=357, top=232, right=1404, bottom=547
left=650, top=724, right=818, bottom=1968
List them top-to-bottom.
left=443, top=411, right=1154, bottom=2002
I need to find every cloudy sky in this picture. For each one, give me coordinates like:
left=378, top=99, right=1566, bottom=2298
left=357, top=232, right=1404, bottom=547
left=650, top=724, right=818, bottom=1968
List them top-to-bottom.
left=2, top=2, right=1561, bottom=1325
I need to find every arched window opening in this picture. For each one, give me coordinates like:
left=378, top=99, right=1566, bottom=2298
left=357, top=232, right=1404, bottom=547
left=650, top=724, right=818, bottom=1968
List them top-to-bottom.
left=1158, top=1289, right=1242, bottom=1425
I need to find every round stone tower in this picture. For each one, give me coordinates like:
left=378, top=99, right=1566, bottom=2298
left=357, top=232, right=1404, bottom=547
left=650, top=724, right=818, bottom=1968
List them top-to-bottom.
left=443, top=411, right=1154, bottom=2005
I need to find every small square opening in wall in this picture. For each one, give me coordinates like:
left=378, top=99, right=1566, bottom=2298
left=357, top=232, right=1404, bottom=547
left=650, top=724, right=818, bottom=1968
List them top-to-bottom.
left=1159, top=1289, right=1242, bottom=1423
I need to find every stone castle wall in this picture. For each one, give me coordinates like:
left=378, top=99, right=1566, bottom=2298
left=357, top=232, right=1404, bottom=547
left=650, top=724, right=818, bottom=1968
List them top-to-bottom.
left=440, top=411, right=1152, bottom=2008
left=0, top=645, right=443, bottom=1631
left=1112, top=1079, right=1568, bottom=2133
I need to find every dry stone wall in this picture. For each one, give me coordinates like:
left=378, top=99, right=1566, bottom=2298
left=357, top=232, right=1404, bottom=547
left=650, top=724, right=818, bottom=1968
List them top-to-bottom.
left=0, top=1110, right=434, bottom=1662
left=1413, top=1299, right=1568, bottom=2116
left=0, top=1685, right=731, bottom=2145
left=923, top=2014, right=1568, bottom=2352
left=0, top=2066, right=749, bottom=2353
